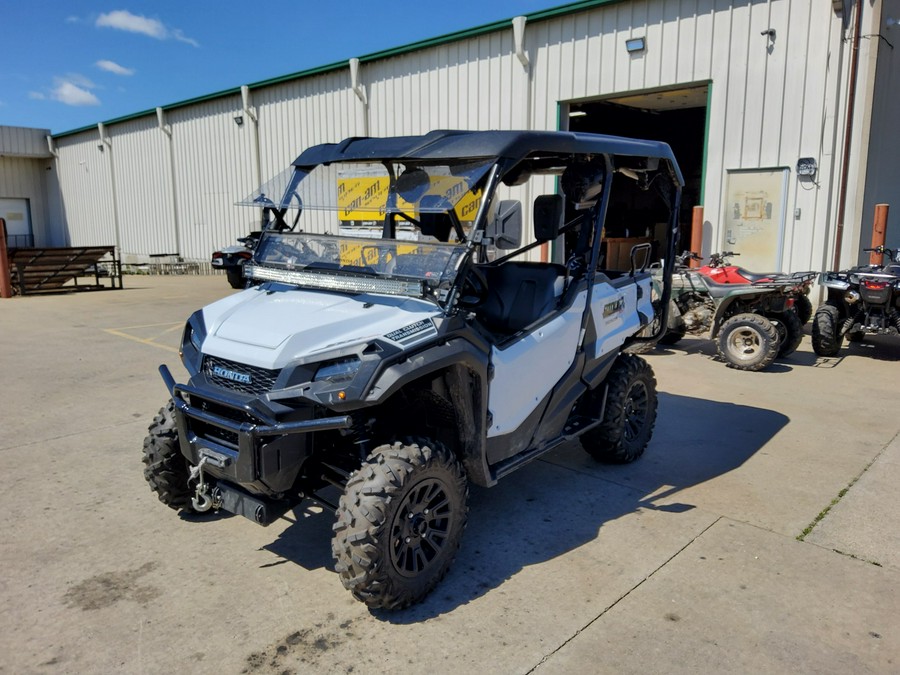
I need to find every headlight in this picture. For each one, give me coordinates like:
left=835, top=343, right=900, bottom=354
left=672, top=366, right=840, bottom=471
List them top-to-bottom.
left=189, top=323, right=203, bottom=352
left=314, top=357, right=361, bottom=384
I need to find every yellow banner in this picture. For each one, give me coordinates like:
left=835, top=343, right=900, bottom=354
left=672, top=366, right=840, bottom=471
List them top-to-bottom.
left=337, top=175, right=481, bottom=222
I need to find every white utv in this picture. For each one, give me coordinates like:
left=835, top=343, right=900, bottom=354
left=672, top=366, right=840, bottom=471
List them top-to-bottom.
left=143, top=130, right=684, bottom=609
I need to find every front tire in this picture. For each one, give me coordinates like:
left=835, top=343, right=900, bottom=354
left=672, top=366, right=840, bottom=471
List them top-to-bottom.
left=811, top=303, right=844, bottom=356
left=716, top=313, right=779, bottom=371
left=580, top=355, right=658, bottom=463
left=142, top=401, right=194, bottom=511
left=332, top=440, right=468, bottom=610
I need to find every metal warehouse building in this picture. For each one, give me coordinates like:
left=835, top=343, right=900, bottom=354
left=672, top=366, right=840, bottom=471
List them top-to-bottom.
left=3, top=0, right=898, bottom=275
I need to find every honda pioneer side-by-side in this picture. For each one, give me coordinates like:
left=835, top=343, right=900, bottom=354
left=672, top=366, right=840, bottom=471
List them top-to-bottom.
left=142, top=130, right=684, bottom=609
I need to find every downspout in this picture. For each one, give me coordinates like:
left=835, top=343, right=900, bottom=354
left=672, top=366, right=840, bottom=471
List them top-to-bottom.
left=832, top=0, right=863, bottom=270
left=512, top=16, right=533, bottom=130
left=513, top=16, right=540, bottom=260
left=349, top=58, right=369, bottom=136
left=241, top=85, right=262, bottom=189
left=157, top=108, right=182, bottom=257
left=98, top=123, right=122, bottom=256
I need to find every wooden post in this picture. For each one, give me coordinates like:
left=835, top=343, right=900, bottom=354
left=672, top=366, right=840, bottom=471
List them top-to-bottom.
left=870, top=203, right=889, bottom=266
left=690, top=206, right=704, bottom=268
left=0, top=218, right=13, bottom=298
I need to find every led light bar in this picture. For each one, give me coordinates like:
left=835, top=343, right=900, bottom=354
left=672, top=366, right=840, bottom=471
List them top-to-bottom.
left=245, top=264, right=424, bottom=298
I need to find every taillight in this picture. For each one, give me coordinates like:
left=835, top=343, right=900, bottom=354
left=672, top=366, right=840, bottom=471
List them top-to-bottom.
left=212, top=251, right=223, bottom=260
left=237, top=251, right=253, bottom=260
left=862, top=279, right=888, bottom=290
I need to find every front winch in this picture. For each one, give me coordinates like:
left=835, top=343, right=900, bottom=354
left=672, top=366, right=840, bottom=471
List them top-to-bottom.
left=188, top=449, right=232, bottom=512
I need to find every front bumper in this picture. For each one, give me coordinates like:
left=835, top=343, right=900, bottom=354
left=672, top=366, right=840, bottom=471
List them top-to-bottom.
left=159, top=364, right=352, bottom=496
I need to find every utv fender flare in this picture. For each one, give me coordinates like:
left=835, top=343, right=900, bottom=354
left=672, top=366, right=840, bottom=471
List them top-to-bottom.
left=364, top=338, right=493, bottom=487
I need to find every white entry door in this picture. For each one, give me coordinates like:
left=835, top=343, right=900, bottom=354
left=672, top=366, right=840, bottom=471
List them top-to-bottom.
left=0, top=198, right=33, bottom=247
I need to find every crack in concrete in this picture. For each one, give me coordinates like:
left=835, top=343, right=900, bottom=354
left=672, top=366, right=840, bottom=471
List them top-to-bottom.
left=524, top=516, right=724, bottom=674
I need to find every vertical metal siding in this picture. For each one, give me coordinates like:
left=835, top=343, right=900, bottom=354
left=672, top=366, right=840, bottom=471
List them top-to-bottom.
left=46, top=0, right=858, bottom=274
left=167, top=95, right=259, bottom=262
left=106, top=116, right=177, bottom=257
left=0, top=126, right=51, bottom=157
left=55, top=133, right=117, bottom=248
left=0, top=156, right=49, bottom=244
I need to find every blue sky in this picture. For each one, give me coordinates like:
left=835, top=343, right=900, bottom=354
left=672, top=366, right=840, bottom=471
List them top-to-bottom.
left=1, top=1, right=558, bottom=135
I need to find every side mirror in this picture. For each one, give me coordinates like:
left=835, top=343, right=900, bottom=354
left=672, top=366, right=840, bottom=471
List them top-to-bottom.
left=485, top=200, right=522, bottom=250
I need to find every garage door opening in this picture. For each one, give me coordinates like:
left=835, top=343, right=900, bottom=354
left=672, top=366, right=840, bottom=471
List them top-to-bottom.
left=564, top=85, right=708, bottom=258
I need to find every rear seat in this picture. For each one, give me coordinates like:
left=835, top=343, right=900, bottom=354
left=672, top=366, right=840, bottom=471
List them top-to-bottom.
left=477, top=262, right=566, bottom=335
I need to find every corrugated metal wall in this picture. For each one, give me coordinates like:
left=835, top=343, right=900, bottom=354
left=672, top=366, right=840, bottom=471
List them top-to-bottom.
left=46, top=0, right=871, bottom=274
left=1, top=126, right=53, bottom=245
left=0, top=157, right=49, bottom=245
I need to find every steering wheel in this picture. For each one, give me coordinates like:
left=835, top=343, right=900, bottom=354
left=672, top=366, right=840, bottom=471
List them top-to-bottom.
left=457, top=265, right=488, bottom=307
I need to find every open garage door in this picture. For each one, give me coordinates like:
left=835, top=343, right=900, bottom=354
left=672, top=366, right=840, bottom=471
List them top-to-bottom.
left=563, top=85, right=708, bottom=257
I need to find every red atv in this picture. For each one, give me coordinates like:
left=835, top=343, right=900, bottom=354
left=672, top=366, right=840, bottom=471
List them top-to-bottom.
left=697, top=251, right=815, bottom=325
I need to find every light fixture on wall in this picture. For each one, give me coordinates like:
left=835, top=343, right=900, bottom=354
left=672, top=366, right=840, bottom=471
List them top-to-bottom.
left=625, top=37, right=645, bottom=53
left=233, top=115, right=244, bottom=126
left=97, top=144, right=104, bottom=152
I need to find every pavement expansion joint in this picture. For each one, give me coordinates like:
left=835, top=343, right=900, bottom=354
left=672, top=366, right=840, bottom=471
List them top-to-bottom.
left=797, top=427, right=900, bottom=543
left=524, top=515, right=725, bottom=674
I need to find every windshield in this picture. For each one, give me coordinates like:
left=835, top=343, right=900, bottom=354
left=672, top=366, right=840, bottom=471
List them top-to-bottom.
left=236, top=159, right=493, bottom=301
left=238, top=159, right=491, bottom=230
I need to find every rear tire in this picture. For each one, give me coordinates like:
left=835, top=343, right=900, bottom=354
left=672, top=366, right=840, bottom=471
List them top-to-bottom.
left=225, top=267, right=245, bottom=289
left=793, top=294, right=813, bottom=326
left=811, top=303, right=844, bottom=356
left=772, top=310, right=804, bottom=357
left=659, top=313, right=686, bottom=346
left=716, top=313, right=779, bottom=371
left=580, top=355, right=658, bottom=463
left=142, top=401, right=194, bottom=511
left=332, top=440, right=468, bottom=610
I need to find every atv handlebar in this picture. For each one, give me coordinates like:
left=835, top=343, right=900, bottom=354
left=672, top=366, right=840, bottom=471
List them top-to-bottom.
left=864, top=246, right=899, bottom=261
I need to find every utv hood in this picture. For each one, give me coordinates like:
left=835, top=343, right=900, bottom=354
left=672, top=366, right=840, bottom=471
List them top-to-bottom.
left=200, top=285, right=441, bottom=369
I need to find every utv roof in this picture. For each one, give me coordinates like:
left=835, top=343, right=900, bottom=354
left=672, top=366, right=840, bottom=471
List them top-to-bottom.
left=292, top=130, right=684, bottom=185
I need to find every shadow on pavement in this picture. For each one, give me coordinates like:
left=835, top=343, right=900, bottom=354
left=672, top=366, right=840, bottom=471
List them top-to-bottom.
left=261, top=392, right=788, bottom=621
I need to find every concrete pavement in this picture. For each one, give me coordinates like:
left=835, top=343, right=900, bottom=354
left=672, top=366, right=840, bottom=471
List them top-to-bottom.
left=0, top=275, right=897, bottom=674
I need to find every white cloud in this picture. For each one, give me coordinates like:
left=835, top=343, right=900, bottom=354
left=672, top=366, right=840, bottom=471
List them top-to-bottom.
left=95, top=10, right=198, bottom=46
left=96, top=10, right=165, bottom=38
left=65, top=16, right=81, bottom=24
left=172, top=29, right=199, bottom=48
left=96, top=60, right=135, bottom=76
left=51, top=78, right=101, bottom=106
left=28, top=91, right=47, bottom=100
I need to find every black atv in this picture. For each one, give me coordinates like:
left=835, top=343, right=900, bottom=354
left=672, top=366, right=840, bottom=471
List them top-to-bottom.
left=813, top=245, right=900, bottom=356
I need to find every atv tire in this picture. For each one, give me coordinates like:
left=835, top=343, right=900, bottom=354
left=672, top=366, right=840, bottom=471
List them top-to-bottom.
left=225, top=267, right=245, bottom=289
left=793, top=294, right=813, bottom=326
left=811, top=303, right=844, bottom=356
left=772, top=310, right=804, bottom=357
left=717, top=313, right=779, bottom=371
left=659, top=314, right=686, bottom=346
left=581, top=354, right=658, bottom=463
left=142, top=400, right=194, bottom=511
left=332, top=440, right=468, bottom=610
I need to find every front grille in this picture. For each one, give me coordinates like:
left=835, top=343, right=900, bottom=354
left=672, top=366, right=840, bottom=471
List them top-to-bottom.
left=203, top=355, right=280, bottom=395
left=188, top=394, right=261, bottom=449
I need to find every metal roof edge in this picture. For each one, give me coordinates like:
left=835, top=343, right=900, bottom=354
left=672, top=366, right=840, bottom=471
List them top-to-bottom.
left=52, top=0, right=623, bottom=141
